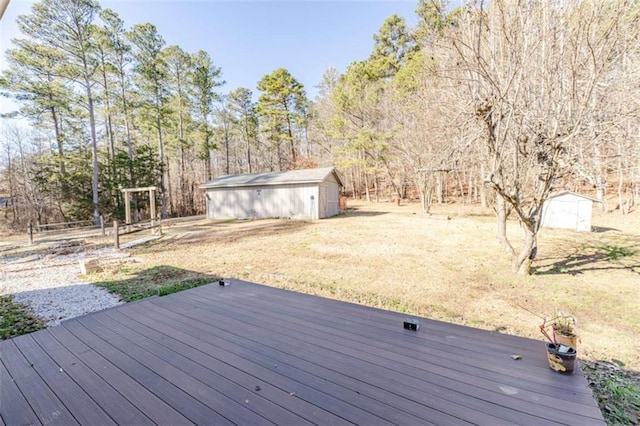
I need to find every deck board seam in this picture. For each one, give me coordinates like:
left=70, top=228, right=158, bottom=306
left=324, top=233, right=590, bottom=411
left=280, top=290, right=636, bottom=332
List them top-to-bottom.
left=102, top=309, right=328, bottom=426
left=71, top=316, right=244, bottom=425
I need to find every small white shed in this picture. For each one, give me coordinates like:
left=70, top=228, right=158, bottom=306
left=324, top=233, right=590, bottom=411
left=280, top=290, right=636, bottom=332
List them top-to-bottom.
left=199, top=167, right=343, bottom=220
left=541, top=191, right=597, bottom=232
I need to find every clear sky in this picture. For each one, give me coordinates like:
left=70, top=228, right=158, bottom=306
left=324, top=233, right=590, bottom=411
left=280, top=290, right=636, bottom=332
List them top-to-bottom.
left=0, top=0, right=420, bottom=103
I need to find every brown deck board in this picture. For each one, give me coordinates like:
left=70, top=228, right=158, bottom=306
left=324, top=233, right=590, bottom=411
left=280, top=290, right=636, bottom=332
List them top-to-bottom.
left=1, top=280, right=604, bottom=425
left=208, top=281, right=598, bottom=393
left=178, top=282, right=603, bottom=423
left=196, top=282, right=583, bottom=384
left=218, top=284, right=555, bottom=366
left=188, top=285, right=599, bottom=404
left=157, top=289, right=597, bottom=425
left=143, top=293, right=522, bottom=425
left=123, top=302, right=459, bottom=425
left=118, top=303, right=404, bottom=425
left=100, top=308, right=353, bottom=426
left=89, top=311, right=313, bottom=426
left=73, top=315, right=273, bottom=426
left=62, top=319, right=235, bottom=425
left=45, top=325, right=192, bottom=425
left=31, top=330, right=154, bottom=426
left=12, top=335, right=116, bottom=425
left=1, top=339, right=79, bottom=425
left=0, top=357, right=42, bottom=426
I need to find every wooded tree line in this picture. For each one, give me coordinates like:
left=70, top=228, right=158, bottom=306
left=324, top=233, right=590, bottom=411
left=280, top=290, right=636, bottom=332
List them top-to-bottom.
left=0, top=0, right=311, bottom=225
left=1, top=0, right=639, bottom=274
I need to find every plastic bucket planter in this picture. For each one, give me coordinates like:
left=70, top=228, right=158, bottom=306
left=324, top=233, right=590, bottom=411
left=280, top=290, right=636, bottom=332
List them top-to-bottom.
left=546, top=343, right=577, bottom=374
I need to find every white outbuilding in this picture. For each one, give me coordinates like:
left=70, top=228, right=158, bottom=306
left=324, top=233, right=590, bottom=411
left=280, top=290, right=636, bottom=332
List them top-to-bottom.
left=199, top=167, right=343, bottom=220
left=541, top=191, right=598, bottom=232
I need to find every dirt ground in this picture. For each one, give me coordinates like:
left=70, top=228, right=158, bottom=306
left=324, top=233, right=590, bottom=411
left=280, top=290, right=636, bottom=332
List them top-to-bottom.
left=2, top=201, right=639, bottom=370
left=116, top=201, right=640, bottom=371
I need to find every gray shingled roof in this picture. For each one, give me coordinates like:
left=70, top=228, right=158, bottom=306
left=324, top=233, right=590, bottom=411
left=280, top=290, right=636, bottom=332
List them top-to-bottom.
left=199, top=167, right=342, bottom=189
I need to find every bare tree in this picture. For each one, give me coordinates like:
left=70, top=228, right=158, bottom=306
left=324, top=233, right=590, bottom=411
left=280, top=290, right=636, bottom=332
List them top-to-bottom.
left=445, top=0, right=640, bottom=274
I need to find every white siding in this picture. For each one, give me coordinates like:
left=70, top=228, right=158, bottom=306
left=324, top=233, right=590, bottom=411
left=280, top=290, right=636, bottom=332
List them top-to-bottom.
left=204, top=170, right=342, bottom=220
left=320, top=173, right=340, bottom=218
left=206, top=184, right=319, bottom=219
left=541, top=194, right=593, bottom=232
left=576, top=199, right=593, bottom=232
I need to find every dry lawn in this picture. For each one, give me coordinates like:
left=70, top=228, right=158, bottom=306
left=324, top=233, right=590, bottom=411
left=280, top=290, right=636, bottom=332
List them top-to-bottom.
left=120, top=201, right=640, bottom=371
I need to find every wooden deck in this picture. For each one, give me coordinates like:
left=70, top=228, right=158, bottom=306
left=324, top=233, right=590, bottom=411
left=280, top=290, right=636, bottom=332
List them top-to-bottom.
left=1, top=280, right=604, bottom=425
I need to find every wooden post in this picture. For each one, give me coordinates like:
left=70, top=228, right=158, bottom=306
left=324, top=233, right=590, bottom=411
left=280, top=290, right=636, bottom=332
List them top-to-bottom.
left=149, top=188, right=156, bottom=229
left=124, top=192, right=131, bottom=227
left=100, top=215, right=105, bottom=236
left=113, top=220, right=120, bottom=249
left=158, top=220, right=163, bottom=236
left=27, top=221, right=33, bottom=245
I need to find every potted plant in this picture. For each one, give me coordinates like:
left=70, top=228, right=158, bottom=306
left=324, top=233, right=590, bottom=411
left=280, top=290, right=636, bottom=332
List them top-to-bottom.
left=539, top=311, right=578, bottom=374
left=551, top=311, right=578, bottom=349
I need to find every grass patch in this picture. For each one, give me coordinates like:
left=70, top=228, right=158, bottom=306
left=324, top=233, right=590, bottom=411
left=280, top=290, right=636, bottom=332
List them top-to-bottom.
left=601, top=245, right=637, bottom=261
left=92, top=265, right=217, bottom=302
left=278, top=278, right=446, bottom=318
left=0, top=296, right=45, bottom=340
left=582, top=361, right=640, bottom=425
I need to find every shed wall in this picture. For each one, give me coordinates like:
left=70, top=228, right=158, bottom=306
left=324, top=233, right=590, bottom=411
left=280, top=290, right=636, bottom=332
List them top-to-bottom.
left=320, top=173, right=341, bottom=218
left=206, top=184, right=320, bottom=219
left=541, top=194, right=593, bottom=232
left=576, top=199, right=593, bottom=232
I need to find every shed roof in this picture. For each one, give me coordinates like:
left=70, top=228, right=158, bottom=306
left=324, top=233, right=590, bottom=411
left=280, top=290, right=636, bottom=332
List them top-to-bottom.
left=200, top=167, right=342, bottom=189
left=547, top=191, right=601, bottom=202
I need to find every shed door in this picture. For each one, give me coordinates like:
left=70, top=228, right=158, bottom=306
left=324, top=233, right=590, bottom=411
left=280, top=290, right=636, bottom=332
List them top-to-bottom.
left=320, top=186, right=327, bottom=218
left=576, top=200, right=592, bottom=232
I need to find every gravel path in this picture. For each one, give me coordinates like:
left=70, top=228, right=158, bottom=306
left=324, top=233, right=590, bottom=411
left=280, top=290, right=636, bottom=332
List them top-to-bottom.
left=1, top=246, right=129, bottom=326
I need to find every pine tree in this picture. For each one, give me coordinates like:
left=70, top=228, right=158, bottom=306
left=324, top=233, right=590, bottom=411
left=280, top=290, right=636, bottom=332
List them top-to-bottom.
left=14, top=0, right=103, bottom=223
left=127, top=23, right=169, bottom=218
left=190, top=50, right=224, bottom=180
left=256, top=68, right=307, bottom=170
left=228, top=87, right=258, bottom=173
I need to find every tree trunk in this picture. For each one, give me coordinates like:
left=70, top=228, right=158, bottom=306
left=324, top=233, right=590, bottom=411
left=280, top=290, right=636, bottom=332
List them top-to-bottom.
left=119, top=73, right=133, bottom=161
left=85, top=81, right=100, bottom=224
left=286, top=111, right=297, bottom=165
left=246, top=126, right=252, bottom=174
left=204, top=133, right=212, bottom=180
left=225, top=135, right=230, bottom=175
left=594, top=143, right=606, bottom=211
left=617, top=144, right=625, bottom=214
left=480, top=164, right=488, bottom=208
left=350, top=168, right=357, bottom=199
left=364, top=172, right=371, bottom=203
left=373, top=175, right=379, bottom=203
left=496, top=194, right=515, bottom=255
left=512, top=225, right=536, bottom=275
